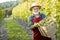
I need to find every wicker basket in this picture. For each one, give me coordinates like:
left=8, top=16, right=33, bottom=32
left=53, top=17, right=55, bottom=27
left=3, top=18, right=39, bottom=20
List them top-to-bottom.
left=34, top=17, right=57, bottom=38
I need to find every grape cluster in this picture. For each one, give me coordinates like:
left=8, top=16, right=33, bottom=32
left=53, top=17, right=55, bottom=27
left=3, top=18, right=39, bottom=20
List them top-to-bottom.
left=39, top=17, right=56, bottom=27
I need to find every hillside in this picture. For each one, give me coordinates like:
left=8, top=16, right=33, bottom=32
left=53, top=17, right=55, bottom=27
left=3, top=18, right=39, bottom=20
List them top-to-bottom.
left=0, top=1, right=19, bottom=9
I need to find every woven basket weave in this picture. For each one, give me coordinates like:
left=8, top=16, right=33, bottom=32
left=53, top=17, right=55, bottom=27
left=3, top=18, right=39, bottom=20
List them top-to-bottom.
left=34, top=17, right=57, bottom=38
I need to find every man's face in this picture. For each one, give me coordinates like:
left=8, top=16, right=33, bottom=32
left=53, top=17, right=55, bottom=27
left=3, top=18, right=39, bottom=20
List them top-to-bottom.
left=32, top=7, right=39, bottom=12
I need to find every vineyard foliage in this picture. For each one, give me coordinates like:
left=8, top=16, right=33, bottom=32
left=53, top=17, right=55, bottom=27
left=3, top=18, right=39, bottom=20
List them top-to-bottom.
left=12, top=0, right=60, bottom=26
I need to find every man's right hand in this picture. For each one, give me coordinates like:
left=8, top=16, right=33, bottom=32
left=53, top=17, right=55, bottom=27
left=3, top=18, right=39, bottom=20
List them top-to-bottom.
left=31, top=23, right=40, bottom=29
left=31, top=25, right=36, bottom=29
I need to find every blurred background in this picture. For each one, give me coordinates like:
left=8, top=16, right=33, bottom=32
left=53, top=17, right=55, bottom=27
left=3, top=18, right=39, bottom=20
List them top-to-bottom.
left=0, top=0, right=60, bottom=40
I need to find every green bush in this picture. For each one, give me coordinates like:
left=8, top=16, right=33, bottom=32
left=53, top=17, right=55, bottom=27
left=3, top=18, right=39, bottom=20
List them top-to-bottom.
left=0, top=8, right=4, bottom=20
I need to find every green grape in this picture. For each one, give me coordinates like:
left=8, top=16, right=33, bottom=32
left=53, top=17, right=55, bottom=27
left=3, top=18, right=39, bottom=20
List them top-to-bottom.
left=36, top=24, right=40, bottom=27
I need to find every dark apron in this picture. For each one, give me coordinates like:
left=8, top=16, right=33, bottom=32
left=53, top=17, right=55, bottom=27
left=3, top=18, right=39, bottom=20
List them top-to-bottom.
left=32, top=16, right=51, bottom=40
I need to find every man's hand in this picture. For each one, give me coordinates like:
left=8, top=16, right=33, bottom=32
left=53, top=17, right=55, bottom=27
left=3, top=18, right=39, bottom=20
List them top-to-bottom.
left=31, top=23, right=40, bottom=29
left=31, top=25, right=36, bottom=29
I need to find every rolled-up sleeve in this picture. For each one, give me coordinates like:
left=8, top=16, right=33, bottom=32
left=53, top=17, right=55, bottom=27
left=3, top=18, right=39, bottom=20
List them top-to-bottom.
left=28, top=16, right=34, bottom=27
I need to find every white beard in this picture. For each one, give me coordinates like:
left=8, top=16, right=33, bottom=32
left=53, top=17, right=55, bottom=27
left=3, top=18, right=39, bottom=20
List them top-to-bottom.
left=33, top=11, right=39, bottom=14
left=33, top=11, right=40, bottom=18
left=35, top=16, right=40, bottom=18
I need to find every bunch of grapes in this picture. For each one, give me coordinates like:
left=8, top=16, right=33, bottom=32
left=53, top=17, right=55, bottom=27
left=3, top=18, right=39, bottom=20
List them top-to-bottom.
left=33, top=17, right=56, bottom=28
left=38, top=17, right=56, bottom=27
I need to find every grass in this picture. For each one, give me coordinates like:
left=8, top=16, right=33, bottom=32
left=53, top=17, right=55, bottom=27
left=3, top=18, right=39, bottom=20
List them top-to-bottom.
left=4, top=18, right=31, bottom=40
